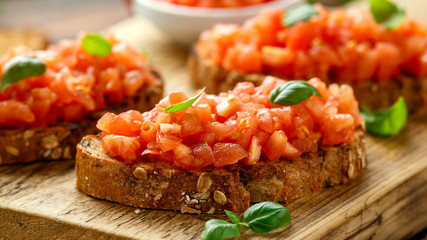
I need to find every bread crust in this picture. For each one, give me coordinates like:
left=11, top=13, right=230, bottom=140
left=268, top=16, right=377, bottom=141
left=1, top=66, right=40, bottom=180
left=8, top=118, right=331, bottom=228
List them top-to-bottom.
left=188, top=51, right=427, bottom=114
left=0, top=73, right=163, bottom=165
left=76, top=130, right=366, bottom=214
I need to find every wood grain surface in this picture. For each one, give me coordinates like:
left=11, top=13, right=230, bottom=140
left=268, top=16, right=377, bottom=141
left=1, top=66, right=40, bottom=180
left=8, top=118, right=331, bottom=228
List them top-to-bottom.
left=0, top=0, right=427, bottom=239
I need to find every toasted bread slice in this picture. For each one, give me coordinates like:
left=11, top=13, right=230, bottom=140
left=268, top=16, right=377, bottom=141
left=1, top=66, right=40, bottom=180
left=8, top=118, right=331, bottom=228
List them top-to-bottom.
left=188, top=50, right=427, bottom=115
left=0, top=75, right=163, bottom=165
left=76, top=129, right=366, bottom=214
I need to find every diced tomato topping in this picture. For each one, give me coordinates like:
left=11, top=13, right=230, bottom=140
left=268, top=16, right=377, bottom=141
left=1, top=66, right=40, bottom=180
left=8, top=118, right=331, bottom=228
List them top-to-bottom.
left=195, top=6, right=427, bottom=81
left=0, top=33, right=153, bottom=128
left=98, top=77, right=363, bottom=170
left=169, top=91, right=188, bottom=104
left=216, top=94, right=241, bottom=118
left=0, top=101, right=35, bottom=127
left=190, top=104, right=212, bottom=122
left=181, top=113, right=203, bottom=136
left=140, top=121, right=157, bottom=144
left=160, top=123, right=182, bottom=135
left=263, top=130, right=288, bottom=161
left=157, top=132, right=182, bottom=152
left=102, top=135, right=140, bottom=163
left=246, top=135, right=262, bottom=165
left=192, top=142, right=215, bottom=168
left=213, top=143, right=248, bottom=167
left=173, top=144, right=197, bottom=170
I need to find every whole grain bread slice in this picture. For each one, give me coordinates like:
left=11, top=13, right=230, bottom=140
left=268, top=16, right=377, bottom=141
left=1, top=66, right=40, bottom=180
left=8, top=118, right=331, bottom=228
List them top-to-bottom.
left=188, top=51, right=427, bottom=114
left=0, top=73, right=163, bottom=165
left=76, top=129, right=366, bottom=214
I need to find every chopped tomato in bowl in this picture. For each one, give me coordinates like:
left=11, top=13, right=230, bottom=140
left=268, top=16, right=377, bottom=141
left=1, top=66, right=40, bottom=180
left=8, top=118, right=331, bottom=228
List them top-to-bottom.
left=155, top=0, right=275, bottom=8
left=0, top=33, right=156, bottom=129
left=98, top=77, right=364, bottom=170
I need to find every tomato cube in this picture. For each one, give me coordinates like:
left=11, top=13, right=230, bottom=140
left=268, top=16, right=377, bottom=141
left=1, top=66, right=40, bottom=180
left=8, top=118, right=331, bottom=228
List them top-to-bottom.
left=263, top=130, right=288, bottom=161
left=102, top=135, right=140, bottom=162
left=213, top=143, right=248, bottom=167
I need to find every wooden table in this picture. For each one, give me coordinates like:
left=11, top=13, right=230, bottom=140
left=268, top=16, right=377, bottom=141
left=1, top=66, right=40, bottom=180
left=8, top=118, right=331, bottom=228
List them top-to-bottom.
left=0, top=0, right=426, bottom=239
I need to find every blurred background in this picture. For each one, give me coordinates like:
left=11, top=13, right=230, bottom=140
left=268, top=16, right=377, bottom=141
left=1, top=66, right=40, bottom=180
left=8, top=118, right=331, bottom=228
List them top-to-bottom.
left=0, top=0, right=128, bottom=53
left=0, top=0, right=425, bottom=239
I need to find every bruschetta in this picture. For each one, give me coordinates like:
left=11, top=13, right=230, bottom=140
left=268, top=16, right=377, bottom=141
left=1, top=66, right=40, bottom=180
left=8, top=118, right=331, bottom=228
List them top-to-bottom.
left=189, top=5, right=427, bottom=113
left=0, top=33, right=163, bottom=164
left=76, top=77, right=366, bottom=213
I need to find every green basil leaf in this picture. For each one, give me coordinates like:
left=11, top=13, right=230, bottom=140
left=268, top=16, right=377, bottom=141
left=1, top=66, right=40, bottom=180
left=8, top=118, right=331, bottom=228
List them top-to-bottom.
left=370, top=0, right=405, bottom=30
left=282, top=4, right=318, bottom=27
left=82, top=33, right=112, bottom=57
left=0, top=56, right=46, bottom=92
left=269, top=80, right=322, bottom=106
left=162, top=87, right=205, bottom=113
left=361, top=96, right=407, bottom=136
left=243, top=202, right=291, bottom=234
left=225, top=210, right=241, bottom=225
left=201, top=219, right=240, bottom=240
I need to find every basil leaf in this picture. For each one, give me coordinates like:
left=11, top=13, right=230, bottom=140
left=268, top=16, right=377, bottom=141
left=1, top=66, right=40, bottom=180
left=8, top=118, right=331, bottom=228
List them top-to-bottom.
left=370, top=0, right=405, bottom=30
left=282, top=4, right=318, bottom=27
left=82, top=33, right=112, bottom=57
left=0, top=56, right=46, bottom=92
left=269, top=80, right=322, bottom=106
left=162, top=87, right=205, bottom=113
left=361, top=96, right=407, bottom=137
left=243, top=202, right=291, bottom=234
left=225, top=210, right=241, bottom=224
left=201, top=219, right=240, bottom=240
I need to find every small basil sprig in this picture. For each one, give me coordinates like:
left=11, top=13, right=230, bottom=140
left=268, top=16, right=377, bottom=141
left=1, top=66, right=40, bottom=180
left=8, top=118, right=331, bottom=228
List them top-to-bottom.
left=370, top=0, right=405, bottom=30
left=282, top=4, right=318, bottom=27
left=82, top=33, right=112, bottom=57
left=0, top=56, right=46, bottom=92
left=269, top=80, right=322, bottom=106
left=162, top=88, right=205, bottom=113
left=361, top=96, right=407, bottom=137
left=201, top=202, right=291, bottom=240
left=201, top=219, right=241, bottom=240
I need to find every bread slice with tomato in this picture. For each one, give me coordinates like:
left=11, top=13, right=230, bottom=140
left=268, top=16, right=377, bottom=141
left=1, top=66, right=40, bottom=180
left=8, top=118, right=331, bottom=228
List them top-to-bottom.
left=189, top=5, right=427, bottom=114
left=0, top=33, right=163, bottom=165
left=76, top=77, right=367, bottom=213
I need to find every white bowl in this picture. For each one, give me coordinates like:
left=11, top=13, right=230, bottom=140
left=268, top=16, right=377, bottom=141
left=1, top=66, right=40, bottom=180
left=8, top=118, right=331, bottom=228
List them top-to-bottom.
left=134, top=0, right=303, bottom=46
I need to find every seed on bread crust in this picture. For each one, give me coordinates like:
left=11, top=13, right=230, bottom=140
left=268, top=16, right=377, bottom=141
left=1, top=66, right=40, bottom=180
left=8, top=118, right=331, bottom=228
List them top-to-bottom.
left=23, top=130, right=35, bottom=140
left=41, top=135, right=59, bottom=149
left=5, top=146, right=19, bottom=156
left=63, top=146, right=71, bottom=159
left=43, top=149, right=52, bottom=158
left=348, top=163, right=355, bottom=179
left=133, top=167, right=148, bottom=179
left=160, top=169, right=175, bottom=178
left=197, top=173, right=212, bottom=193
left=213, top=190, right=227, bottom=205
left=192, top=191, right=210, bottom=200
left=154, top=194, right=163, bottom=201
left=185, top=199, right=198, bottom=205
left=181, top=206, right=201, bottom=214
left=207, top=207, right=216, bottom=214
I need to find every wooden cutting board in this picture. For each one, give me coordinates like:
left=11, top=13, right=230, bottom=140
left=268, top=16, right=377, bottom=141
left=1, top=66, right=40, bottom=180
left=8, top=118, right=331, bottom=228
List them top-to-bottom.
left=1, top=2, right=427, bottom=239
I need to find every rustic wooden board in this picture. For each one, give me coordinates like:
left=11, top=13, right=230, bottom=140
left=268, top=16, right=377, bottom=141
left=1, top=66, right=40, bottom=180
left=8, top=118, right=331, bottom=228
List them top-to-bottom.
left=1, top=1, right=427, bottom=239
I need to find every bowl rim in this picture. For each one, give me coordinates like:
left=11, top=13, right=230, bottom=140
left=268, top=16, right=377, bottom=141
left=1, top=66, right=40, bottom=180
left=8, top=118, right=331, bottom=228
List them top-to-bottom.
left=135, top=0, right=302, bottom=17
